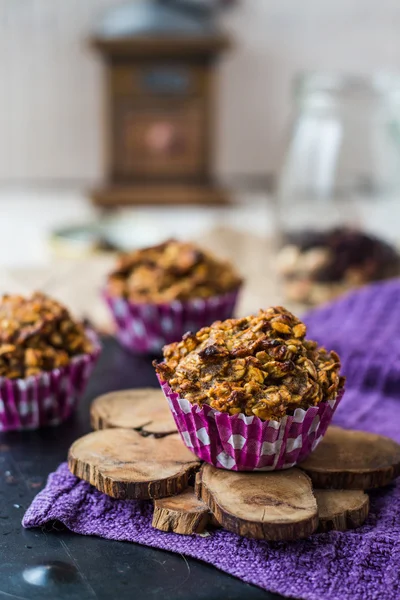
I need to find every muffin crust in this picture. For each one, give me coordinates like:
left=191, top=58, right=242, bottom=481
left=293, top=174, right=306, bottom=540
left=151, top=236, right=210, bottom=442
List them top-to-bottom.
left=107, top=239, right=242, bottom=303
left=0, top=292, right=93, bottom=378
left=155, top=307, right=344, bottom=421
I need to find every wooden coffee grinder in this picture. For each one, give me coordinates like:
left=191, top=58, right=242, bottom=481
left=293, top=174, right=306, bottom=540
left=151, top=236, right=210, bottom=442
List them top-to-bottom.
left=90, top=0, right=231, bottom=207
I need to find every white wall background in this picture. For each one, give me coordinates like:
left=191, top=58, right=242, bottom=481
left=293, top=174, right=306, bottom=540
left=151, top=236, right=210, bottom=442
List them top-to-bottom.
left=1, top=0, right=400, bottom=183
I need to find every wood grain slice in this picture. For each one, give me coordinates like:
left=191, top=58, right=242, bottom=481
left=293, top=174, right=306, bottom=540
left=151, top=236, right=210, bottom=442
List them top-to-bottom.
left=90, top=388, right=177, bottom=436
left=299, top=426, right=400, bottom=489
left=68, top=428, right=200, bottom=500
left=196, top=464, right=318, bottom=541
left=152, top=487, right=210, bottom=535
left=315, top=489, right=369, bottom=533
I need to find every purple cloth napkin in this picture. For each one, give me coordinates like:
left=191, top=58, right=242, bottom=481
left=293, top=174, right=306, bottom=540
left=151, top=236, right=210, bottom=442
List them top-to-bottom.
left=23, top=280, right=400, bottom=600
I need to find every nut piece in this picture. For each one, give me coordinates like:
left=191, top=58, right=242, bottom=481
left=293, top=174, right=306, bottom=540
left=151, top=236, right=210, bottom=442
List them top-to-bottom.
left=106, top=239, right=242, bottom=303
left=0, top=292, right=93, bottom=379
left=154, top=306, right=344, bottom=421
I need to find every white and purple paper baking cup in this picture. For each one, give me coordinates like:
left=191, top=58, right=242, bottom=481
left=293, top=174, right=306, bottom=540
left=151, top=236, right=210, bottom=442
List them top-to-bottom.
left=104, top=289, right=240, bottom=354
left=0, top=330, right=101, bottom=431
left=159, top=377, right=344, bottom=471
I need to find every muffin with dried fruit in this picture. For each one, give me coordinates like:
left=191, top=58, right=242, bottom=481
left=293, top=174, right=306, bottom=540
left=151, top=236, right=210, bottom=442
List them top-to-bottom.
left=104, top=239, right=242, bottom=353
left=0, top=292, right=101, bottom=430
left=155, top=306, right=344, bottom=471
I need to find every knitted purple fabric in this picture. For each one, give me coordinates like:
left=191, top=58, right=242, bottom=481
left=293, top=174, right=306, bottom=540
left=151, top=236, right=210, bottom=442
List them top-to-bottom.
left=23, top=280, right=400, bottom=600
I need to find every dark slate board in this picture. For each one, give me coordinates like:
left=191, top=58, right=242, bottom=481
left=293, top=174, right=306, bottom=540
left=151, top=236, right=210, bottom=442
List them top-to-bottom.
left=0, top=336, right=281, bottom=600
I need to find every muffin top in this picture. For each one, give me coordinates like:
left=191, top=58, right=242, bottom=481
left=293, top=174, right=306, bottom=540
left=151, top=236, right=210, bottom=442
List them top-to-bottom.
left=106, top=239, right=242, bottom=303
left=0, top=292, right=94, bottom=379
left=155, top=306, right=344, bottom=421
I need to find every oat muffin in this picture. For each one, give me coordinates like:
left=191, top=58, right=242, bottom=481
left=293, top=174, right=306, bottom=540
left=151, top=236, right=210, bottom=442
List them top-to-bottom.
left=106, top=239, right=242, bottom=303
left=0, top=292, right=94, bottom=379
left=0, top=292, right=100, bottom=431
left=155, top=306, right=344, bottom=421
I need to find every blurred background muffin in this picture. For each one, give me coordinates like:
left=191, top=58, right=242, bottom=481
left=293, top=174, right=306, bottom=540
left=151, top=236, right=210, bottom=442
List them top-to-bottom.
left=104, top=239, right=242, bottom=353
left=0, top=292, right=100, bottom=430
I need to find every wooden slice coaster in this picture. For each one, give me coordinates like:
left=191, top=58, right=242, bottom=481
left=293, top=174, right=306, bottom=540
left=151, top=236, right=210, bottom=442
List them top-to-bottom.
left=90, top=388, right=177, bottom=437
left=299, top=426, right=400, bottom=489
left=68, top=428, right=200, bottom=500
left=195, top=464, right=318, bottom=541
left=151, top=485, right=370, bottom=536
left=152, top=487, right=210, bottom=535
left=315, top=489, right=369, bottom=533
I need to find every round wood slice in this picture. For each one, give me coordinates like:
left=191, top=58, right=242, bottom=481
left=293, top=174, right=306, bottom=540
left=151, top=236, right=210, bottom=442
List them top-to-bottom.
left=90, top=388, right=177, bottom=436
left=299, top=426, right=400, bottom=489
left=68, top=428, right=200, bottom=500
left=196, top=464, right=318, bottom=541
left=152, top=487, right=210, bottom=535
left=315, top=489, right=369, bottom=533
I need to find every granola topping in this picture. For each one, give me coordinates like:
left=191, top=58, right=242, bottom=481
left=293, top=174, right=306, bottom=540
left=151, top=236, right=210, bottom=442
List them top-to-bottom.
left=107, top=239, right=242, bottom=303
left=0, top=293, right=94, bottom=379
left=155, top=306, right=344, bottom=421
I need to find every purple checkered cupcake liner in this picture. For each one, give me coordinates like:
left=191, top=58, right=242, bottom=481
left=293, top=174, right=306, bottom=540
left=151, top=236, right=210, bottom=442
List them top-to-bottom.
left=103, top=289, right=240, bottom=354
left=0, top=329, right=101, bottom=431
left=158, top=376, right=344, bottom=471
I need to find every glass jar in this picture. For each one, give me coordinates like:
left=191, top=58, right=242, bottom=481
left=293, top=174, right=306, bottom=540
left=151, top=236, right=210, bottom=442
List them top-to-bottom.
left=276, top=73, right=400, bottom=306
